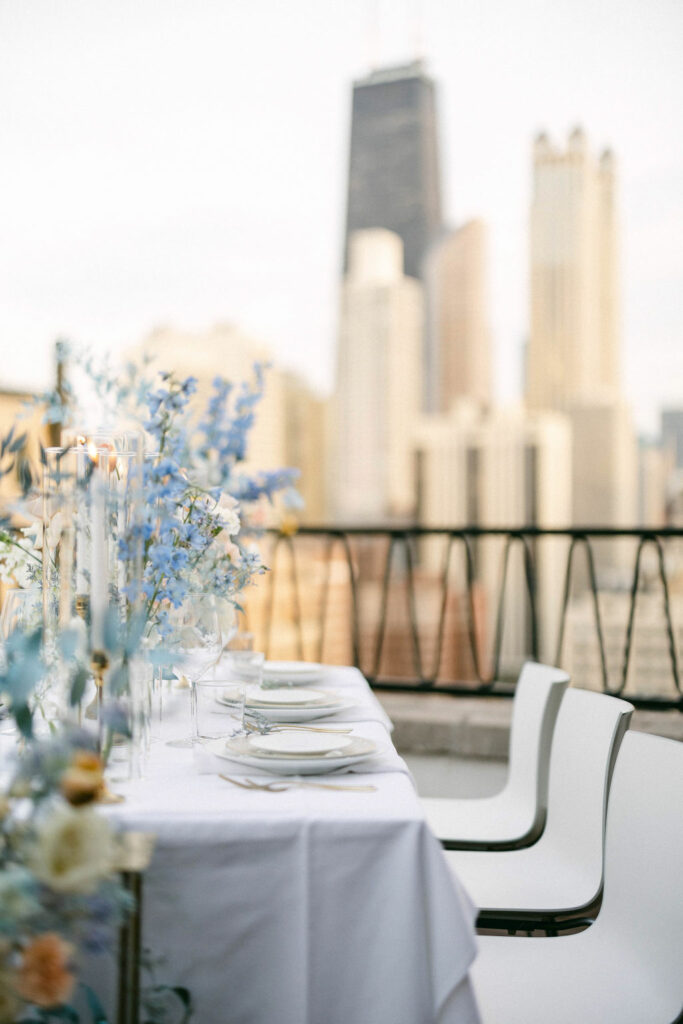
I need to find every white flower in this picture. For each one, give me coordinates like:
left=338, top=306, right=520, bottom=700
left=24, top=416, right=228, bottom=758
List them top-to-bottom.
left=216, top=493, right=240, bottom=536
left=20, top=511, right=66, bottom=556
left=20, top=521, right=43, bottom=552
left=29, top=804, right=116, bottom=895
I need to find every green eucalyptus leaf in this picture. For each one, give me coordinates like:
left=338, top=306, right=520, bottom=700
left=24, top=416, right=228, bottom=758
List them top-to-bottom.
left=1, top=425, right=15, bottom=457
left=8, top=431, right=27, bottom=453
left=19, top=458, right=33, bottom=494
left=104, top=607, right=121, bottom=652
left=124, top=610, right=147, bottom=657
left=59, top=627, right=79, bottom=660
left=107, top=664, right=129, bottom=697
left=70, top=666, right=89, bottom=706
left=15, top=703, right=33, bottom=738
left=80, top=981, right=109, bottom=1024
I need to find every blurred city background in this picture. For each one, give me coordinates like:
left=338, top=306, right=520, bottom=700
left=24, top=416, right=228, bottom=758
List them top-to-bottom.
left=1, top=1, right=683, bottom=706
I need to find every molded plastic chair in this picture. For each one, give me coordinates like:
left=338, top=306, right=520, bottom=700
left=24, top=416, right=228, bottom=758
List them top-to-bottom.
left=422, top=662, right=569, bottom=849
left=444, top=689, right=633, bottom=923
left=470, top=731, right=683, bottom=1023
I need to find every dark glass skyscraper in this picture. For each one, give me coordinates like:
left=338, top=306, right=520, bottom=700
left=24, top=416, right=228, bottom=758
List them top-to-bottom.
left=343, top=60, right=442, bottom=280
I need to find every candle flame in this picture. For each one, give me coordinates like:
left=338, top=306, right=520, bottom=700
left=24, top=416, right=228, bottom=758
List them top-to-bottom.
left=84, top=438, right=118, bottom=473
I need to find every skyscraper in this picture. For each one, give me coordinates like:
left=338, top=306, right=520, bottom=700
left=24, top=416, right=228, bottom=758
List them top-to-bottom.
left=343, top=60, right=442, bottom=281
left=527, top=128, right=619, bottom=411
left=526, top=129, right=636, bottom=568
left=424, top=219, right=492, bottom=413
left=332, top=229, right=423, bottom=523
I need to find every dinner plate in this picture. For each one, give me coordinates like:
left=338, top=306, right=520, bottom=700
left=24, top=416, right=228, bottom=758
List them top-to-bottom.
left=262, top=660, right=325, bottom=685
left=246, top=686, right=333, bottom=707
left=216, top=688, right=353, bottom=723
left=248, top=732, right=355, bottom=756
left=206, top=735, right=378, bottom=775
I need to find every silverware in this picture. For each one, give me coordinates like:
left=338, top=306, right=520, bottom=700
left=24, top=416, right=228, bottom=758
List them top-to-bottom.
left=245, top=720, right=352, bottom=736
left=219, top=774, right=376, bottom=793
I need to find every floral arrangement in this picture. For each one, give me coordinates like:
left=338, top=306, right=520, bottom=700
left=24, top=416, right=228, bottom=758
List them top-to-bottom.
left=0, top=343, right=299, bottom=1021
left=1, top=343, right=300, bottom=639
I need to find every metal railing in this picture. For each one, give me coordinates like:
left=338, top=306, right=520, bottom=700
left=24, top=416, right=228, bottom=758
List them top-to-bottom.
left=253, top=526, right=683, bottom=712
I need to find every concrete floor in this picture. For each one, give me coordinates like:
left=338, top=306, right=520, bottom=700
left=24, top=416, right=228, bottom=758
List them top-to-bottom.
left=405, top=753, right=507, bottom=799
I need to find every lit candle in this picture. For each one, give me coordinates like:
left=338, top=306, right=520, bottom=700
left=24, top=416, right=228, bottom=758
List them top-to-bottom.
left=75, top=441, right=88, bottom=595
left=90, top=450, right=108, bottom=651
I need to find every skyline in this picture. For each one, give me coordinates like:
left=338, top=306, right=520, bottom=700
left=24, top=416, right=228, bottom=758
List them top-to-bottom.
left=1, top=0, right=682, bottom=434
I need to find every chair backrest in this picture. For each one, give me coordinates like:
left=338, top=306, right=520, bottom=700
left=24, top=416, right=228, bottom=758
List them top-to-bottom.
left=505, top=662, right=569, bottom=833
left=542, top=689, right=633, bottom=894
left=598, top=731, right=683, bottom=1017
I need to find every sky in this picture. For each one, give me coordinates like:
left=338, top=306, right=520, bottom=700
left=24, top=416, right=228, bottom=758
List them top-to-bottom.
left=1, top=0, right=682, bottom=434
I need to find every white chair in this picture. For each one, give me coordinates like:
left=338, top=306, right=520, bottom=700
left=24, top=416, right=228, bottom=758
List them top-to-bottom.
left=422, top=662, right=569, bottom=849
left=444, top=689, right=633, bottom=924
left=470, top=731, right=683, bottom=1023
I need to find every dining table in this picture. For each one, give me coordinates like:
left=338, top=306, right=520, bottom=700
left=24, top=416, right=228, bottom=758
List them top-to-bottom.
left=89, top=665, right=481, bottom=1023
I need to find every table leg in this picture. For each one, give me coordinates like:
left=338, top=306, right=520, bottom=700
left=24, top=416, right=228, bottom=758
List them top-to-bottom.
left=117, top=870, right=143, bottom=1024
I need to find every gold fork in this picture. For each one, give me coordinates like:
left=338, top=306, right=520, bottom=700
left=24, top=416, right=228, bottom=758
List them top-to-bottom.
left=219, top=774, right=376, bottom=793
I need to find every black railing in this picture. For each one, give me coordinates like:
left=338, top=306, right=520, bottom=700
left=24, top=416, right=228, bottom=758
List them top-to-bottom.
left=253, top=526, right=683, bottom=712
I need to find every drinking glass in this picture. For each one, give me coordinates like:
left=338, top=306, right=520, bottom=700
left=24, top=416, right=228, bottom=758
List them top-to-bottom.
left=166, top=595, right=222, bottom=749
left=192, top=650, right=264, bottom=741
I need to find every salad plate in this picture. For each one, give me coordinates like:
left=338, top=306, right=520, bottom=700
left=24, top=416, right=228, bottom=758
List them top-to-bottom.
left=216, top=686, right=353, bottom=723
left=205, top=734, right=378, bottom=776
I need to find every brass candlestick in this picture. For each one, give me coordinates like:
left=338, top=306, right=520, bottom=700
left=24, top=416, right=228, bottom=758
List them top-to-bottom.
left=90, top=649, right=125, bottom=805
left=91, top=649, right=109, bottom=739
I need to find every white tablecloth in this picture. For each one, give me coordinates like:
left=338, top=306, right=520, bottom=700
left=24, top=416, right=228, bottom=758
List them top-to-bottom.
left=97, top=668, right=481, bottom=1022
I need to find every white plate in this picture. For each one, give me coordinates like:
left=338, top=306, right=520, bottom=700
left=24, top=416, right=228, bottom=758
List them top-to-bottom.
left=263, top=660, right=325, bottom=684
left=246, top=686, right=332, bottom=707
left=216, top=690, right=353, bottom=723
left=250, top=700, right=353, bottom=723
left=248, top=732, right=355, bottom=756
left=207, top=735, right=377, bottom=775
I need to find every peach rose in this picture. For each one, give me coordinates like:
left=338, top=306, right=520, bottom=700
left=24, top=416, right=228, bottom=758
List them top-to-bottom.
left=60, top=750, right=105, bottom=806
left=16, top=933, right=75, bottom=1008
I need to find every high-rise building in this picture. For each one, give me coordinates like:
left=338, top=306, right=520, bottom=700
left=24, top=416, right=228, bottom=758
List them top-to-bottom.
left=343, top=60, right=442, bottom=281
left=527, top=128, right=619, bottom=411
left=526, top=129, right=637, bottom=572
left=424, top=219, right=492, bottom=413
left=332, top=229, right=423, bottom=523
left=568, top=398, right=636, bottom=528
left=415, top=401, right=572, bottom=672
left=661, top=409, right=683, bottom=470
left=638, top=438, right=670, bottom=527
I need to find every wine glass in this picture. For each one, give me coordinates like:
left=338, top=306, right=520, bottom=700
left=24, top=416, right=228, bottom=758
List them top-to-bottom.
left=166, top=595, right=222, bottom=749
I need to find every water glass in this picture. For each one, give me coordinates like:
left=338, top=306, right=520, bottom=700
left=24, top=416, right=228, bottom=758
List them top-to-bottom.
left=191, top=651, right=264, bottom=741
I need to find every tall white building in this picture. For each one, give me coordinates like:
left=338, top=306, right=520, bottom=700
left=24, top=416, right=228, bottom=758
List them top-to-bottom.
left=527, top=127, right=619, bottom=411
left=526, top=129, right=637, bottom=584
left=424, top=219, right=492, bottom=414
left=332, top=229, right=423, bottom=523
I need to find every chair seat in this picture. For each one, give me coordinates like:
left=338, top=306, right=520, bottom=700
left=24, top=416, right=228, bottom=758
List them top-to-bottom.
left=422, top=790, right=537, bottom=847
left=445, top=843, right=602, bottom=917
left=471, top=928, right=677, bottom=1024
